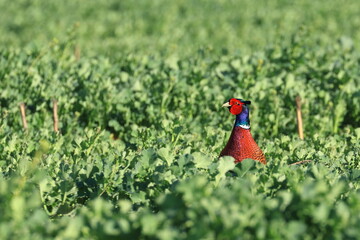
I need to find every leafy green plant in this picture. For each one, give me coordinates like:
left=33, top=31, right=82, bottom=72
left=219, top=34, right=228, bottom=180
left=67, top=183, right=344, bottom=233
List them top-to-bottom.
left=0, top=0, right=360, bottom=239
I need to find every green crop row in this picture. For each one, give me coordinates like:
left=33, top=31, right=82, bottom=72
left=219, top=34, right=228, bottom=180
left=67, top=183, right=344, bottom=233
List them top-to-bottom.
left=1, top=33, right=359, bottom=138
left=0, top=124, right=359, bottom=239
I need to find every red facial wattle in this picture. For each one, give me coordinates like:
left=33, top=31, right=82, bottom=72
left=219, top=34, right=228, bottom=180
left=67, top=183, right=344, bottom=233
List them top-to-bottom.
left=228, top=98, right=243, bottom=115
left=229, top=104, right=242, bottom=115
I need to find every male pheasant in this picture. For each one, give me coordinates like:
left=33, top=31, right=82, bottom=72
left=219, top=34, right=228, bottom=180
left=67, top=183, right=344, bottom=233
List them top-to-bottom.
left=220, top=98, right=266, bottom=164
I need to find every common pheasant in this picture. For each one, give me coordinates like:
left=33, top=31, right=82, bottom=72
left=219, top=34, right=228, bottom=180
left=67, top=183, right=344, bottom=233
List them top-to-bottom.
left=220, top=98, right=266, bottom=164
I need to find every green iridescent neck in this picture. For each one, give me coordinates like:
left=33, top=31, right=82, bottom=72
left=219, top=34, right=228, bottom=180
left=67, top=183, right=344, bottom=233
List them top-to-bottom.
left=235, top=105, right=250, bottom=129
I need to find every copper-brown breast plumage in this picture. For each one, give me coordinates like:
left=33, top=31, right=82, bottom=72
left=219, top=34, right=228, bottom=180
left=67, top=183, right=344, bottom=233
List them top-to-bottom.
left=220, top=127, right=266, bottom=164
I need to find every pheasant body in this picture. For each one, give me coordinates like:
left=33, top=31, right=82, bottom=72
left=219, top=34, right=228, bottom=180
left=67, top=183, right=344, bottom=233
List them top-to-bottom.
left=220, top=98, right=266, bottom=164
left=220, top=126, right=266, bottom=164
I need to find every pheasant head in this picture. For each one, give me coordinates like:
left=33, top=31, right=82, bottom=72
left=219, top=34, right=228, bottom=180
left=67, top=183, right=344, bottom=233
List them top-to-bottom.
left=220, top=98, right=266, bottom=164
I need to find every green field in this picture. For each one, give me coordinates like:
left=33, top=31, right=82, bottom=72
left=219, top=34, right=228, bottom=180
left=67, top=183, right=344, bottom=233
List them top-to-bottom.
left=1, top=0, right=360, bottom=239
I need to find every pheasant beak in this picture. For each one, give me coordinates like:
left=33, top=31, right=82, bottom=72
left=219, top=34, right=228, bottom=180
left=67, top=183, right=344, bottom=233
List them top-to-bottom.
left=222, top=102, right=231, bottom=108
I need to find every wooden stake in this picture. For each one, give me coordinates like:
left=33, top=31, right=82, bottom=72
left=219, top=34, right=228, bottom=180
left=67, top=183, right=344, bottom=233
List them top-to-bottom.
left=74, top=45, right=80, bottom=61
left=296, top=96, right=304, bottom=140
left=53, top=100, right=59, bottom=133
left=20, top=103, right=28, bottom=130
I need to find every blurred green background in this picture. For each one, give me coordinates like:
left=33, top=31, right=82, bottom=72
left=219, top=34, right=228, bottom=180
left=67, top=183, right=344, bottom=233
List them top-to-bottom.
left=1, top=0, right=360, bottom=56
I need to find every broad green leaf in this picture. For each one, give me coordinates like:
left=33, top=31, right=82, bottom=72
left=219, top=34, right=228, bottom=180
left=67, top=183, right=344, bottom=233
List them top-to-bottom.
left=192, top=152, right=212, bottom=169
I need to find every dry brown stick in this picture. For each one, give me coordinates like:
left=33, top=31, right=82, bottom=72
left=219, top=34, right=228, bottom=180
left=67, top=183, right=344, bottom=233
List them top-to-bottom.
left=74, top=45, right=80, bottom=61
left=296, top=96, right=304, bottom=140
left=53, top=100, right=59, bottom=133
left=20, top=103, right=28, bottom=130
left=289, top=160, right=312, bottom=166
